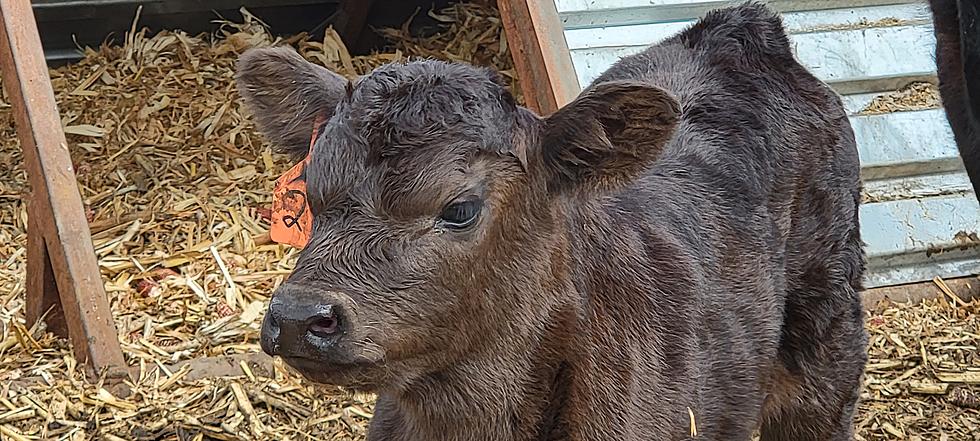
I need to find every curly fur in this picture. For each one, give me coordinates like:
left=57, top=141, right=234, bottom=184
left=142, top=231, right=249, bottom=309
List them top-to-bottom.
left=238, top=3, right=868, bottom=440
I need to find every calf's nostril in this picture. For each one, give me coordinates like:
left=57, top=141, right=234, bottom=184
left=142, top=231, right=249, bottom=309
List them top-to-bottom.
left=260, top=310, right=281, bottom=356
left=308, top=313, right=340, bottom=338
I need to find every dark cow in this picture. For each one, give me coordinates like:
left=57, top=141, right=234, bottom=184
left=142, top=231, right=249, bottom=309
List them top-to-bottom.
left=928, top=0, right=980, bottom=200
left=237, top=3, right=868, bottom=440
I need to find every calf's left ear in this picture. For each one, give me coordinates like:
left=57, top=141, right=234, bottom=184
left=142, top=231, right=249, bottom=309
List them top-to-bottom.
left=538, top=81, right=680, bottom=194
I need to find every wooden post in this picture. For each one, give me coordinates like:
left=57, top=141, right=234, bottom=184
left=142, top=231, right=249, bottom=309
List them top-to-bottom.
left=0, top=0, right=129, bottom=394
left=333, top=0, right=376, bottom=48
left=498, top=0, right=580, bottom=115
left=25, top=200, right=65, bottom=338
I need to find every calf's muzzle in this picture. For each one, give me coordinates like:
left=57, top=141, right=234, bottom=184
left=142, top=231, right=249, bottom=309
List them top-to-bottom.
left=260, top=284, right=350, bottom=359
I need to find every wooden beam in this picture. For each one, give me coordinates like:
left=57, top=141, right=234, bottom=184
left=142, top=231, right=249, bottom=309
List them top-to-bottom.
left=0, top=0, right=129, bottom=392
left=333, top=0, right=376, bottom=49
left=498, top=0, right=580, bottom=115
left=25, top=199, right=65, bottom=338
left=861, top=276, right=979, bottom=309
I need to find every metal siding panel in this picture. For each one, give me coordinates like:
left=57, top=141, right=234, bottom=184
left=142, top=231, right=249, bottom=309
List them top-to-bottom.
left=556, top=0, right=980, bottom=288
left=557, top=0, right=918, bottom=13
left=557, top=0, right=707, bottom=13
left=558, top=0, right=923, bottom=28
left=563, top=3, right=930, bottom=49
left=564, top=22, right=689, bottom=49
left=567, top=23, right=938, bottom=89
left=792, top=25, right=936, bottom=84
left=569, top=46, right=638, bottom=86
left=841, top=92, right=889, bottom=114
left=851, top=110, right=960, bottom=176
left=862, top=172, right=973, bottom=203
left=861, top=195, right=980, bottom=258
left=861, top=195, right=980, bottom=286
left=865, top=256, right=980, bottom=287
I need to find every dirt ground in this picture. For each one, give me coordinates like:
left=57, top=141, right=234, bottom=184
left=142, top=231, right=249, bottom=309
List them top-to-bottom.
left=0, top=3, right=978, bottom=440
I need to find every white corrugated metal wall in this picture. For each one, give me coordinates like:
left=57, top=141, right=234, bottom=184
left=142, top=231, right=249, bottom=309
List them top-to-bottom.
left=554, top=0, right=980, bottom=288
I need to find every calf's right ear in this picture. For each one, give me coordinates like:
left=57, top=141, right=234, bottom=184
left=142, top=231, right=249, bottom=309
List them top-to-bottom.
left=235, top=46, right=348, bottom=160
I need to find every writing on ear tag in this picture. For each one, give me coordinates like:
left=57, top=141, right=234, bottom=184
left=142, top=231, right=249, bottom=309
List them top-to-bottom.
left=269, top=116, right=326, bottom=249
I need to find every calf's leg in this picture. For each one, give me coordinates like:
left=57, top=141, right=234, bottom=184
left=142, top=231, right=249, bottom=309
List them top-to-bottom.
left=758, top=283, right=867, bottom=441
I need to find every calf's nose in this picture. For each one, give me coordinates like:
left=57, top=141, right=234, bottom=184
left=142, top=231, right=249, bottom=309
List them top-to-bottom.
left=260, top=284, right=346, bottom=357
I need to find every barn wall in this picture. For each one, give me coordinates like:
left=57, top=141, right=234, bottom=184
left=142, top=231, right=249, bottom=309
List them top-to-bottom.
left=32, top=0, right=451, bottom=65
left=554, top=0, right=980, bottom=288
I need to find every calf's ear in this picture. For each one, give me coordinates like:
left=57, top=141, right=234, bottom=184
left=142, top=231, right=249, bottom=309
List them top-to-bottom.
left=235, top=46, right=348, bottom=160
left=538, top=81, right=680, bottom=194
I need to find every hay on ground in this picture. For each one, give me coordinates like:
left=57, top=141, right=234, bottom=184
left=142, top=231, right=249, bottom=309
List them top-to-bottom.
left=0, top=3, right=975, bottom=440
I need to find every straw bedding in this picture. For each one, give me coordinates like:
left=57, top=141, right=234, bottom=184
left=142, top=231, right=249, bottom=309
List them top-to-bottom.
left=0, top=2, right=976, bottom=439
left=860, top=82, right=942, bottom=115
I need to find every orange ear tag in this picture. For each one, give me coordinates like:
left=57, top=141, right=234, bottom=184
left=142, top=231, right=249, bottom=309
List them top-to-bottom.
left=270, top=116, right=327, bottom=249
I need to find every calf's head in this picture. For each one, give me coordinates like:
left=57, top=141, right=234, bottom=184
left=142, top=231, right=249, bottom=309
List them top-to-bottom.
left=236, top=46, right=680, bottom=391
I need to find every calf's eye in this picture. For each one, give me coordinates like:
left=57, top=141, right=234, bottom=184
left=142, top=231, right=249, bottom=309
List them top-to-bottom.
left=439, top=199, right=483, bottom=229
